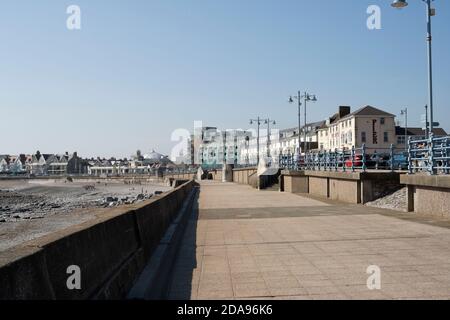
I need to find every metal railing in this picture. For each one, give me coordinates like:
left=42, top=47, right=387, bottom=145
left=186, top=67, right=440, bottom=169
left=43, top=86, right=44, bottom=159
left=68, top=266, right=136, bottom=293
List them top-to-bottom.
left=408, top=134, right=450, bottom=175
left=278, top=135, right=450, bottom=175
left=279, top=144, right=408, bottom=173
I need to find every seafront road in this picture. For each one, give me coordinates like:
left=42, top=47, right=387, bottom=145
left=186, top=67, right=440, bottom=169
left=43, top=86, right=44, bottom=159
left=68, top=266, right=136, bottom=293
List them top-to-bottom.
left=167, top=181, right=450, bottom=300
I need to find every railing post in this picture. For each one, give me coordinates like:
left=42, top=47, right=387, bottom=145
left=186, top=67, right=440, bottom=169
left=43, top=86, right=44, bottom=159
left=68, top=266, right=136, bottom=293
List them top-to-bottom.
left=429, top=133, right=436, bottom=175
left=407, top=137, right=413, bottom=174
left=446, top=137, right=450, bottom=175
left=362, top=144, right=367, bottom=172
left=390, top=144, right=394, bottom=172
left=351, top=146, right=355, bottom=172
left=334, top=149, right=338, bottom=171
left=342, top=149, right=346, bottom=172
left=327, top=150, right=330, bottom=171
left=328, top=150, right=331, bottom=171
left=374, top=150, right=378, bottom=170
left=317, top=151, right=321, bottom=171
left=319, top=151, right=325, bottom=171
left=321, top=151, right=325, bottom=171
left=289, top=152, right=293, bottom=171
left=303, top=152, right=306, bottom=171
left=305, top=152, right=308, bottom=171
left=306, top=152, right=309, bottom=171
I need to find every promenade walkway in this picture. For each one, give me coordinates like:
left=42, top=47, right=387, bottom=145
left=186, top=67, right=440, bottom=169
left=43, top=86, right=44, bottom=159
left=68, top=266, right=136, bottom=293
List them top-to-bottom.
left=167, top=181, right=450, bottom=300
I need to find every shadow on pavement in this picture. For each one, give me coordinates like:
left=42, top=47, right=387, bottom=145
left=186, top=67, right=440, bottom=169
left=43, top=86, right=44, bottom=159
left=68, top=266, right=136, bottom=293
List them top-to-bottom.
left=166, top=187, right=200, bottom=300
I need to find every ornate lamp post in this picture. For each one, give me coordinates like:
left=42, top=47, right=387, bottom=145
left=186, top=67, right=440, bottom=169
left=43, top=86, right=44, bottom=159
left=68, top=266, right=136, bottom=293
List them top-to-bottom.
left=392, top=0, right=437, bottom=135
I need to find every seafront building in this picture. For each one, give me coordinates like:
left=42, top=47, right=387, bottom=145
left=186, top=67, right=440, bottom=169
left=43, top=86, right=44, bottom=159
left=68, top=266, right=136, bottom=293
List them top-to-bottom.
left=189, top=105, right=448, bottom=167
left=317, top=105, right=397, bottom=152
left=317, top=105, right=447, bottom=153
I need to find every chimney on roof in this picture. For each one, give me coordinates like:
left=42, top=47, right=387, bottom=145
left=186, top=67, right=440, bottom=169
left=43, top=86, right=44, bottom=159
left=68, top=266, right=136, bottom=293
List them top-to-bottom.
left=339, top=106, right=351, bottom=118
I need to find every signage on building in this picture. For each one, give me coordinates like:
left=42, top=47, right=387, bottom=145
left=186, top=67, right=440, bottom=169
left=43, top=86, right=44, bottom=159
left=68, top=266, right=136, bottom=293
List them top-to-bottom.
left=372, top=119, right=378, bottom=144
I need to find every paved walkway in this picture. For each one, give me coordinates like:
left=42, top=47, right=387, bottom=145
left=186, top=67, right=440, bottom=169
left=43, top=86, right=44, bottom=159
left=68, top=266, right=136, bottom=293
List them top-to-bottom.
left=168, top=181, right=450, bottom=300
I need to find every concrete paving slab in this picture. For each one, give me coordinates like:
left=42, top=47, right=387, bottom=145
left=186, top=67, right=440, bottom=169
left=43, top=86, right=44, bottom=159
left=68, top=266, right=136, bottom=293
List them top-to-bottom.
left=167, top=181, right=450, bottom=300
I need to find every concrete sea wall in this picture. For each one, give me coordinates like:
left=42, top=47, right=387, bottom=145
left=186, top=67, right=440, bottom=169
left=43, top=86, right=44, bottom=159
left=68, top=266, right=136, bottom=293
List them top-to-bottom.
left=281, top=170, right=401, bottom=204
left=401, top=175, right=450, bottom=218
left=0, top=180, right=197, bottom=300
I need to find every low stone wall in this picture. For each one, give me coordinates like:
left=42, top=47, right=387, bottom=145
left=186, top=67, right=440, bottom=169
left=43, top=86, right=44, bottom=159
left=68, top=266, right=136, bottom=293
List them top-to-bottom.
left=232, top=167, right=257, bottom=185
left=211, top=170, right=222, bottom=181
left=280, top=170, right=401, bottom=204
left=280, top=171, right=309, bottom=194
left=163, top=173, right=196, bottom=181
left=401, top=175, right=450, bottom=218
left=309, top=176, right=329, bottom=199
left=329, top=178, right=360, bottom=203
left=0, top=180, right=197, bottom=300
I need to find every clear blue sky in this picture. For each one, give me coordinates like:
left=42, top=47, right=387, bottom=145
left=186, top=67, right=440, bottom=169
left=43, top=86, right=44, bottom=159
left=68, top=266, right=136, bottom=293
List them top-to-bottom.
left=1, top=0, right=449, bottom=158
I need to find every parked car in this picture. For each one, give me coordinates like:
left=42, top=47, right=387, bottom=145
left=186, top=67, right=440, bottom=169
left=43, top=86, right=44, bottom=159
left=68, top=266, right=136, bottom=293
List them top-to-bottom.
left=392, top=153, right=409, bottom=170
left=370, top=154, right=390, bottom=169
left=344, top=155, right=376, bottom=169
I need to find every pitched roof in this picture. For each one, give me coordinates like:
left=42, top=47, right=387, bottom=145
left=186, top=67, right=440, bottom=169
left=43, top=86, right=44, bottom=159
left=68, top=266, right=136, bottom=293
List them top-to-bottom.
left=344, top=105, right=395, bottom=119
left=280, top=121, right=326, bottom=134
left=395, top=126, right=448, bottom=136
left=40, top=154, right=53, bottom=161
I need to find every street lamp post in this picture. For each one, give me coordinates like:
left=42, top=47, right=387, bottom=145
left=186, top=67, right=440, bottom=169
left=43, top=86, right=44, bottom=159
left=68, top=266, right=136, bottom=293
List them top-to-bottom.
left=392, top=0, right=436, bottom=135
left=289, top=91, right=318, bottom=156
left=289, top=92, right=302, bottom=159
left=302, top=92, right=318, bottom=154
left=401, top=108, right=408, bottom=151
left=249, top=117, right=263, bottom=165
left=265, top=119, right=276, bottom=158
left=222, top=130, right=227, bottom=166
left=245, top=133, right=250, bottom=166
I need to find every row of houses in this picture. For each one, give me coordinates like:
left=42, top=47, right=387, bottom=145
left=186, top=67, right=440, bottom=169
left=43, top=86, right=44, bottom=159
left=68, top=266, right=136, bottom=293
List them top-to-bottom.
left=185, top=105, right=448, bottom=166
left=0, top=150, right=175, bottom=177
left=87, top=150, right=174, bottom=176
left=0, top=152, right=88, bottom=176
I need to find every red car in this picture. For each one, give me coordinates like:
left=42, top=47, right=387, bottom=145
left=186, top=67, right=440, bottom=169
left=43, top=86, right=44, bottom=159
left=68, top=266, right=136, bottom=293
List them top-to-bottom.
left=344, top=155, right=376, bottom=168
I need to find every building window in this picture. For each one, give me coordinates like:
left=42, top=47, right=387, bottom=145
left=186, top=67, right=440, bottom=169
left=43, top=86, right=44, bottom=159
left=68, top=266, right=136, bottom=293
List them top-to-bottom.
left=381, top=118, right=385, bottom=125
left=361, top=132, right=366, bottom=143
left=384, top=132, right=389, bottom=143
left=397, top=136, right=406, bottom=144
